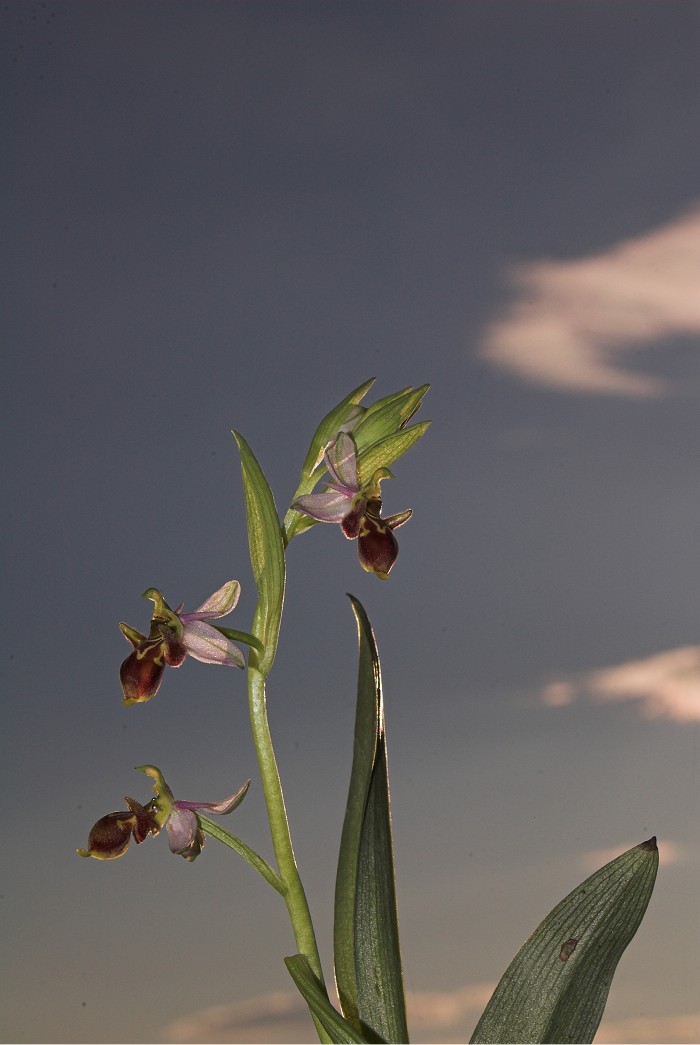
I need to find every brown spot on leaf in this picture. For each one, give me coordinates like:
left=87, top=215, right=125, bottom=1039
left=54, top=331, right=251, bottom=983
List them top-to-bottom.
left=559, top=938, right=578, bottom=961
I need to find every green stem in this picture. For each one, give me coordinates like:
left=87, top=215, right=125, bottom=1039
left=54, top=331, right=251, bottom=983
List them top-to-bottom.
left=248, top=663, right=332, bottom=1045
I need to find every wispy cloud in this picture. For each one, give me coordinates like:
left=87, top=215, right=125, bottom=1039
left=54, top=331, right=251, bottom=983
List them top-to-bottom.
left=478, top=205, right=700, bottom=397
left=541, top=645, right=700, bottom=722
left=162, top=981, right=697, bottom=1044
left=163, top=981, right=496, bottom=1044
left=407, top=981, right=495, bottom=1037
left=163, top=991, right=311, bottom=1044
left=596, top=1011, right=700, bottom=1043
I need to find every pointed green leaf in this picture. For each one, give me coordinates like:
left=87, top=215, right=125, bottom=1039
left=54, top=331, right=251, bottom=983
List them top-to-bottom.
left=353, top=385, right=429, bottom=455
left=356, top=421, right=430, bottom=487
left=232, top=431, right=285, bottom=676
left=334, top=596, right=409, bottom=1044
left=470, top=837, right=659, bottom=1044
left=285, top=954, right=371, bottom=1044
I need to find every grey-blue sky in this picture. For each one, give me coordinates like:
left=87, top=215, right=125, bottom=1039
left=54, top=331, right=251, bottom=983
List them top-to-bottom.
left=3, top=3, right=699, bottom=1042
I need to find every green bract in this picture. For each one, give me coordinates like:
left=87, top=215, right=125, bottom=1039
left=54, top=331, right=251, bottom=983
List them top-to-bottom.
left=284, top=379, right=429, bottom=543
left=233, top=431, right=286, bottom=677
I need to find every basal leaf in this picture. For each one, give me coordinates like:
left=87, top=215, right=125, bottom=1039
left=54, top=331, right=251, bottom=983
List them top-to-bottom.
left=470, top=837, right=659, bottom=1044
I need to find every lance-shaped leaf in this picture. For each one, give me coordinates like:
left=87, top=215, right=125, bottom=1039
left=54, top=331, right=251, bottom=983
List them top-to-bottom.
left=232, top=432, right=285, bottom=676
left=334, top=596, right=408, bottom=1044
left=470, top=837, right=659, bottom=1044
left=285, top=954, right=370, bottom=1044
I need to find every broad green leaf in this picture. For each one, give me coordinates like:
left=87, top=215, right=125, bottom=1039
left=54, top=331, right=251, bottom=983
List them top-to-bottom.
left=353, top=385, right=429, bottom=455
left=357, top=421, right=430, bottom=487
left=232, top=431, right=285, bottom=676
left=334, top=596, right=409, bottom=1044
left=470, top=837, right=659, bottom=1044
left=285, top=954, right=370, bottom=1044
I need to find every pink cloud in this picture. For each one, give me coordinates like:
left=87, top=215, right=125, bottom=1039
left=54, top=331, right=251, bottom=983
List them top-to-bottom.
left=478, top=205, right=700, bottom=397
left=542, top=645, right=700, bottom=722
left=163, top=981, right=496, bottom=1044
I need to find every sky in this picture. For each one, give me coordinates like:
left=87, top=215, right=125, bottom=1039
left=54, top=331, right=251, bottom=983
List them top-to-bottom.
left=2, top=2, right=700, bottom=1042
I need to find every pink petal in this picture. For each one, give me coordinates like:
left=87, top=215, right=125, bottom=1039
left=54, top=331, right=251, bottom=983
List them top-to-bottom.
left=183, top=580, right=241, bottom=622
left=181, top=620, right=245, bottom=667
left=177, top=779, right=251, bottom=817
left=166, top=807, right=199, bottom=854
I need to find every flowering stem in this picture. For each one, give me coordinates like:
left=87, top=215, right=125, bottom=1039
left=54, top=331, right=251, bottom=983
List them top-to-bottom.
left=235, top=431, right=330, bottom=1043
left=248, top=664, right=332, bottom=1045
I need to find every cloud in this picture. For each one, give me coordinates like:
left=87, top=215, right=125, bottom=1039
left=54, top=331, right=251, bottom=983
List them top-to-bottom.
left=478, top=205, right=700, bottom=397
left=542, top=645, right=700, bottom=722
left=163, top=981, right=496, bottom=1044
left=407, top=981, right=496, bottom=1034
left=162, top=982, right=698, bottom=1045
left=163, top=991, right=312, bottom=1044
left=595, top=1011, right=700, bottom=1044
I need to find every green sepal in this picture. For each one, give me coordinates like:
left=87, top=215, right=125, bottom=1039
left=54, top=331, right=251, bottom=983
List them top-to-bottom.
left=283, top=378, right=376, bottom=542
left=352, top=384, right=429, bottom=456
left=356, top=421, right=431, bottom=488
left=232, top=431, right=286, bottom=677
left=141, top=587, right=183, bottom=638
left=334, top=596, right=408, bottom=1044
left=119, top=621, right=146, bottom=648
left=211, top=625, right=265, bottom=655
left=134, top=764, right=174, bottom=828
left=197, top=812, right=286, bottom=894
left=470, top=837, right=659, bottom=1044
left=285, top=954, right=371, bottom=1044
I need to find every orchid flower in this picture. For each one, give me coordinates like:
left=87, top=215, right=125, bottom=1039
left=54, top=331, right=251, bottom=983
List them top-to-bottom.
left=291, top=432, right=412, bottom=579
left=119, top=580, right=246, bottom=705
left=77, top=766, right=251, bottom=862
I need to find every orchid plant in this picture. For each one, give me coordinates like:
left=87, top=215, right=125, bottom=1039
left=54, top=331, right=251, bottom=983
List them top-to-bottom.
left=79, top=379, right=658, bottom=1044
